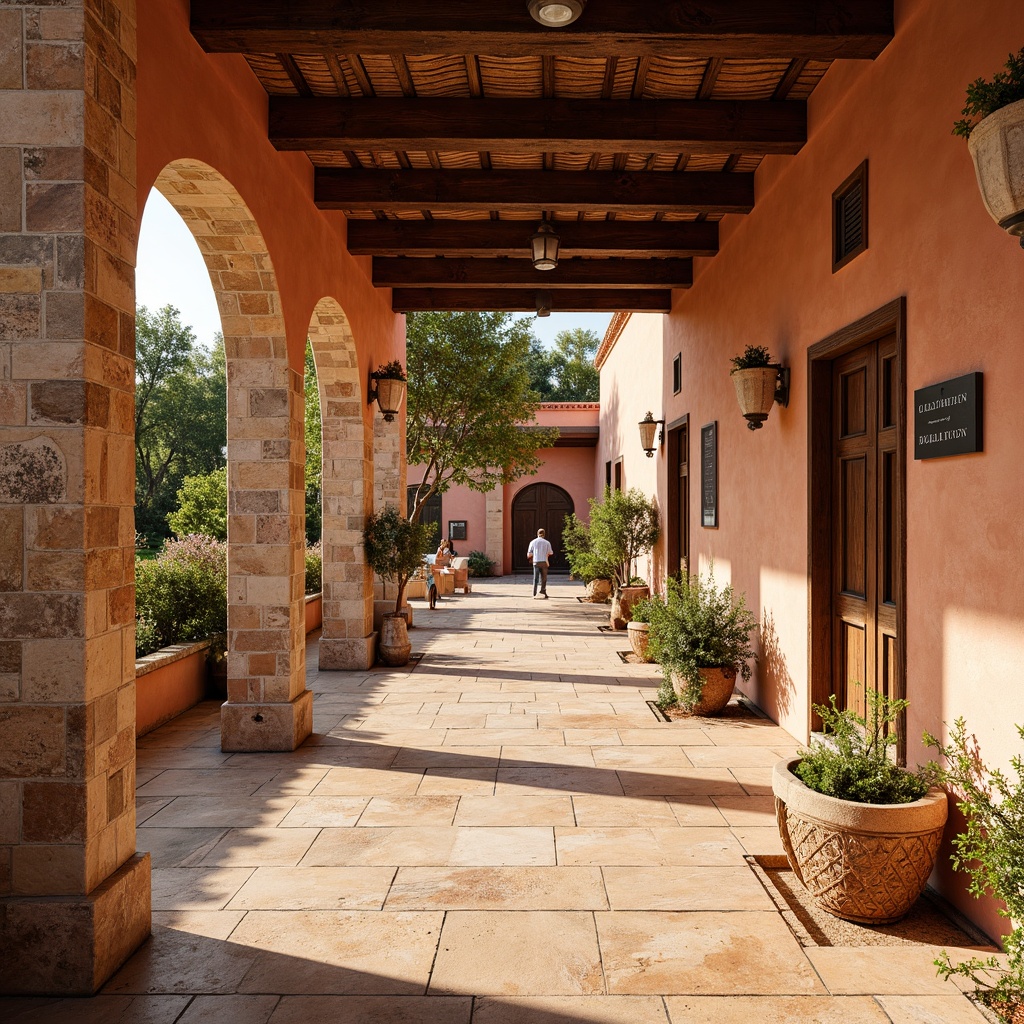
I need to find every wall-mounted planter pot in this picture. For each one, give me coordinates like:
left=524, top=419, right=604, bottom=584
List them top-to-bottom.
left=968, top=97, right=1024, bottom=240
left=731, top=366, right=787, bottom=430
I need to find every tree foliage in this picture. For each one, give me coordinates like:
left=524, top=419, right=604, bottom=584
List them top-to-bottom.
left=135, top=306, right=226, bottom=541
left=405, top=312, right=558, bottom=522
left=525, top=327, right=601, bottom=402
left=304, top=340, right=322, bottom=544
left=167, top=466, right=227, bottom=540
left=586, top=486, right=660, bottom=591
left=363, top=504, right=433, bottom=612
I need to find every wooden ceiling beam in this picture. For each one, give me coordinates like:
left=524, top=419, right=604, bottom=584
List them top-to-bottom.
left=191, top=1, right=893, bottom=60
left=269, top=97, right=806, bottom=156
left=317, top=169, right=754, bottom=215
left=348, top=220, right=719, bottom=258
left=373, top=257, right=693, bottom=289
left=392, top=288, right=673, bottom=313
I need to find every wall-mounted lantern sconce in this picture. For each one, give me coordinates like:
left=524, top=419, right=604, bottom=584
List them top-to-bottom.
left=527, top=0, right=586, bottom=27
left=530, top=222, right=560, bottom=270
left=536, top=291, right=552, bottom=317
left=731, top=361, right=790, bottom=431
left=368, top=362, right=407, bottom=422
left=638, top=411, right=665, bottom=457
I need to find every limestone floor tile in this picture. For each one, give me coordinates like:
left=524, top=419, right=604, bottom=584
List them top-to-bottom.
left=462, top=691, right=537, bottom=703
left=704, top=724, right=799, bottom=746
left=616, top=729, right=713, bottom=746
left=444, top=730, right=567, bottom=746
left=563, top=730, right=622, bottom=746
left=499, top=745, right=596, bottom=767
left=391, top=746, right=501, bottom=768
left=591, top=746, right=693, bottom=769
left=686, top=746, right=792, bottom=768
left=495, top=766, right=625, bottom=797
left=727, top=766, right=775, bottom=794
left=313, top=767, right=425, bottom=796
left=617, top=767, right=746, bottom=798
left=252, top=768, right=332, bottom=796
left=137, top=769, right=278, bottom=797
left=416, top=769, right=498, bottom=796
left=708, top=794, right=778, bottom=825
left=453, top=795, right=575, bottom=826
left=570, top=795, right=690, bottom=828
left=358, top=796, right=460, bottom=826
left=137, top=797, right=173, bottom=824
left=142, top=797, right=297, bottom=829
left=277, top=797, right=370, bottom=828
left=663, top=797, right=730, bottom=826
left=730, top=825, right=788, bottom=856
left=137, top=826, right=229, bottom=869
left=303, top=826, right=459, bottom=866
left=449, top=826, right=556, bottom=866
left=555, top=827, right=746, bottom=867
left=198, top=828, right=322, bottom=867
left=226, top=866, right=396, bottom=911
left=385, top=866, right=607, bottom=910
left=602, top=866, right=775, bottom=911
left=151, top=867, right=254, bottom=911
left=152, top=909, right=248, bottom=940
left=233, top=910, right=444, bottom=995
left=429, top=911, right=604, bottom=996
left=596, top=911, right=825, bottom=995
left=805, top=948, right=992, bottom=995
left=177, top=994, right=280, bottom=1024
left=874, top=994, right=991, bottom=1023
left=267, top=995, right=472, bottom=1024
left=472, top=995, right=670, bottom=1023
left=0, top=996, right=191, bottom=1023
left=664, top=996, right=890, bottom=1023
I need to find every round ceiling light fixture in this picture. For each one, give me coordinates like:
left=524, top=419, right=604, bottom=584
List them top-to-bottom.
left=527, top=0, right=586, bottom=28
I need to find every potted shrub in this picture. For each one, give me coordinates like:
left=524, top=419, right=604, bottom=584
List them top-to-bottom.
left=954, top=47, right=1024, bottom=245
left=730, top=344, right=782, bottom=431
left=363, top=504, right=432, bottom=666
left=562, top=511, right=615, bottom=603
left=648, top=566, right=757, bottom=715
left=625, top=594, right=660, bottom=662
left=773, top=691, right=947, bottom=925
left=925, top=719, right=1024, bottom=1019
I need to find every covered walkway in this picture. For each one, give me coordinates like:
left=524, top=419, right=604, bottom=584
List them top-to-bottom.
left=5, top=580, right=992, bottom=1022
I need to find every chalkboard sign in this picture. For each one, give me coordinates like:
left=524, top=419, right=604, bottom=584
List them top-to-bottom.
left=914, top=372, right=983, bottom=460
left=701, top=421, right=718, bottom=528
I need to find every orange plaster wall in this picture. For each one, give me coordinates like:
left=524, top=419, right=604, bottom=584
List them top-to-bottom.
left=136, top=0, right=404, bottom=388
left=652, top=0, right=1024, bottom=938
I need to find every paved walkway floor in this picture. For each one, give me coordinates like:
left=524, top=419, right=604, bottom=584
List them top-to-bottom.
left=8, top=579, right=993, bottom=1022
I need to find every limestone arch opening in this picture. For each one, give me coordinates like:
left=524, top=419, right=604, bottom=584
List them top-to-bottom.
left=511, top=482, right=574, bottom=574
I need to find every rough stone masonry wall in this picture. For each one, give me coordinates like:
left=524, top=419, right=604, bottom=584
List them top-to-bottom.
left=0, top=0, right=151, bottom=994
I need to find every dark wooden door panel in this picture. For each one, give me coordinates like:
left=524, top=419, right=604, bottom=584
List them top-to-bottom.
left=512, top=483, right=574, bottom=573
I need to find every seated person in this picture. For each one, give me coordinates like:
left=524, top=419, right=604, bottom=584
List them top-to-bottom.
left=435, top=538, right=454, bottom=568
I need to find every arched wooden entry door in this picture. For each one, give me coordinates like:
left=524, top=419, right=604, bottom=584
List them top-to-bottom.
left=512, top=483, right=574, bottom=573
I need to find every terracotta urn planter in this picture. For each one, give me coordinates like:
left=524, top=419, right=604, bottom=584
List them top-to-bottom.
left=968, top=98, right=1024, bottom=239
left=731, top=366, right=779, bottom=430
left=585, top=578, right=612, bottom=603
left=610, top=585, right=649, bottom=630
left=378, top=613, right=412, bottom=666
left=626, top=620, right=652, bottom=661
left=672, top=666, right=736, bottom=715
left=772, top=758, right=948, bottom=925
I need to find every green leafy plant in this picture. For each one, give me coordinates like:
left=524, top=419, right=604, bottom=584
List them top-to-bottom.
left=953, top=48, right=1024, bottom=139
left=730, top=345, right=774, bottom=373
left=371, top=359, right=407, bottom=381
left=167, top=466, right=227, bottom=541
left=585, top=487, right=660, bottom=593
left=363, top=504, right=433, bottom=614
left=561, top=512, right=617, bottom=584
left=305, top=541, right=322, bottom=594
left=467, top=550, right=495, bottom=577
left=648, top=567, right=757, bottom=710
left=626, top=576, right=647, bottom=587
left=626, top=594, right=662, bottom=625
left=134, top=615, right=161, bottom=658
left=796, top=690, right=929, bottom=804
left=925, top=719, right=1024, bottom=1015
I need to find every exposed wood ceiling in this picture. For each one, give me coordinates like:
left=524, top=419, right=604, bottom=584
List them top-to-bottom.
left=191, top=2, right=893, bottom=313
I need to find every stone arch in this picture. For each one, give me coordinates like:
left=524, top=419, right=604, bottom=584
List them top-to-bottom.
left=154, top=159, right=311, bottom=751
left=307, top=298, right=377, bottom=669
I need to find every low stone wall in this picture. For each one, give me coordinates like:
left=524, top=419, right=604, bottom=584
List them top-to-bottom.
left=305, top=592, right=323, bottom=633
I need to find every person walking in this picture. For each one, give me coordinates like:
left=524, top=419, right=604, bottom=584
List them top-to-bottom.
left=527, top=528, right=554, bottom=599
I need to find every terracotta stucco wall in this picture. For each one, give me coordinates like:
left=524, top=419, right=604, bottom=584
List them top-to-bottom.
left=645, top=0, right=1024, bottom=938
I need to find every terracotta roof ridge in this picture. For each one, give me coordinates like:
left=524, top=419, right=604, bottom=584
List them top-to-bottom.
left=595, top=312, right=632, bottom=369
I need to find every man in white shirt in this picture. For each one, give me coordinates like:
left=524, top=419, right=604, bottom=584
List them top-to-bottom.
left=527, top=528, right=554, bottom=599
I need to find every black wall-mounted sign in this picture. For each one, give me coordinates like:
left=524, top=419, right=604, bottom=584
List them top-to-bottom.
left=914, top=372, right=983, bottom=460
left=701, top=421, right=718, bottom=528
left=448, top=520, right=467, bottom=541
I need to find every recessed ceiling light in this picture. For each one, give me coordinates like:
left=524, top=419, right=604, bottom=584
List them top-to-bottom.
left=528, top=0, right=586, bottom=28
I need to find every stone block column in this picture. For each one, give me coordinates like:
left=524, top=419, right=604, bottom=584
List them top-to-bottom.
left=0, top=0, right=151, bottom=994
left=372, top=408, right=407, bottom=627
left=485, top=484, right=504, bottom=572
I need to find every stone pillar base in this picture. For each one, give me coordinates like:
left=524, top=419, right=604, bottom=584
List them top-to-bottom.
left=319, top=633, right=377, bottom=671
left=221, top=689, right=313, bottom=751
left=0, top=853, right=151, bottom=995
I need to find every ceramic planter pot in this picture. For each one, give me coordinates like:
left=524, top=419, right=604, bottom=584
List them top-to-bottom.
left=968, top=98, right=1024, bottom=238
left=731, top=366, right=779, bottom=429
left=585, top=578, right=612, bottom=603
left=610, top=585, right=649, bottom=630
left=378, top=613, right=412, bottom=666
left=626, top=620, right=652, bottom=661
left=672, top=666, right=736, bottom=715
left=772, top=758, right=948, bottom=924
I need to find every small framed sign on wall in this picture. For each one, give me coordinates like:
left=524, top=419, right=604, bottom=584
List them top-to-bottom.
left=914, top=372, right=983, bottom=460
left=701, top=421, right=718, bottom=528
left=448, top=520, right=467, bottom=541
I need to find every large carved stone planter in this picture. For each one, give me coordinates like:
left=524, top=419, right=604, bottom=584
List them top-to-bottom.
left=968, top=98, right=1024, bottom=239
left=585, top=578, right=612, bottom=603
left=610, top=585, right=649, bottom=630
left=378, top=613, right=412, bottom=666
left=626, top=621, right=652, bottom=661
left=671, top=666, right=735, bottom=715
left=772, top=758, right=948, bottom=925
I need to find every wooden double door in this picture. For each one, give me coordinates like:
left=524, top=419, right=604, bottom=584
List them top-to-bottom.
left=830, top=334, right=900, bottom=719
left=512, top=483, right=573, bottom=573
